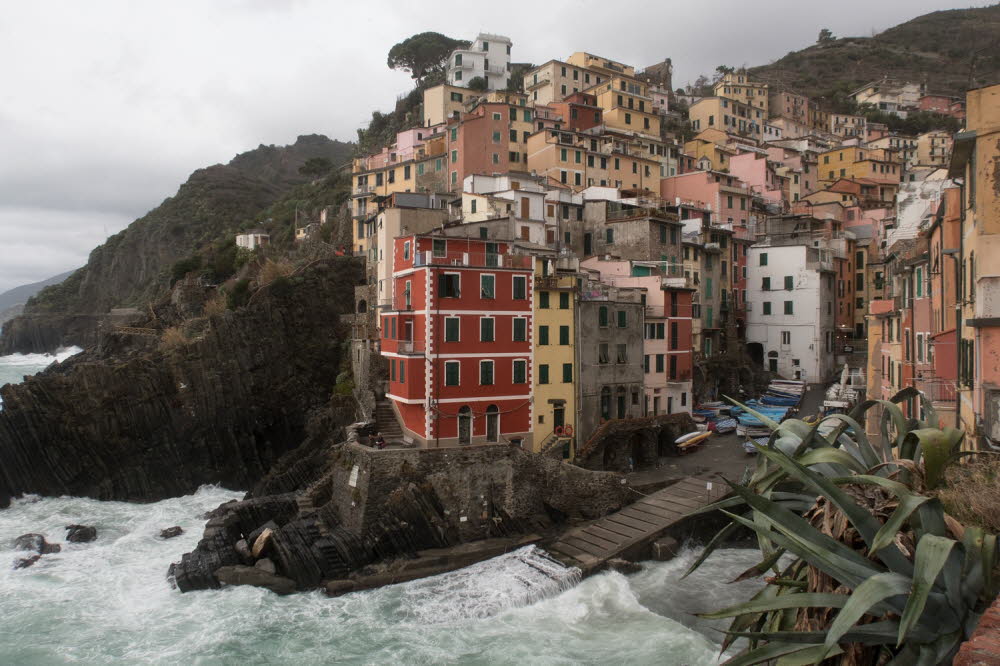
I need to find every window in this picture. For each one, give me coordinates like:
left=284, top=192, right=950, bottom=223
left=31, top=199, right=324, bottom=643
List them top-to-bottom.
left=470, top=199, right=477, bottom=214
left=606, top=228, right=614, bottom=244
left=760, top=253, right=768, bottom=266
left=438, top=273, right=460, bottom=298
left=481, top=274, right=495, bottom=299
left=512, top=275, right=527, bottom=299
left=784, top=275, right=793, bottom=291
left=762, top=277, right=771, bottom=291
left=539, top=291, right=550, bottom=309
left=559, top=292, right=569, bottom=309
left=763, top=301, right=772, bottom=315
left=784, top=301, right=793, bottom=315
left=599, top=306, right=609, bottom=327
left=617, top=310, right=627, bottom=328
left=445, top=317, right=460, bottom=342
left=480, top=317, right=495, bottom=342
left=513, top=318, right=527, bottom=342
left=670, top=322, right=678, bottom=350
left=539, top=325, right=549, bottom=345
left=559, top=325, right=569, bottom=345
left=781, top=330, right=791, bottom=345
left=598, top=343, right=610, bottom=364
left=616, top=344, right=628, bottom=364
left=655, top=354, right=664, bottom=372
left=644, top=355, right=650, bottom=372
left=390, top=359, right=396, bottom=381
left=398, top=360, right=405, bottom=383
left=480, top=360, right=494, bottom=385
left=513, top=360, right=527, bottom=384
left=445, top=361, right=460, bottom=386
left=562, top=363, right=573, bottom=383
left=539, top=364, right=549, bottom=384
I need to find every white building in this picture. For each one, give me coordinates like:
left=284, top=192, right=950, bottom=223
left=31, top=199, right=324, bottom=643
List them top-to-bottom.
left=446, top=33, right=512, bottom=91
left=235, top=229, right=269, bottom=250
left=746, top=242, right=837, bottom=383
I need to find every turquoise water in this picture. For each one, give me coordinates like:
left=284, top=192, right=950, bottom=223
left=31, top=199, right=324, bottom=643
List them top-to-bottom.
left=0, top=348, right=81, bottom=407
left=0, top=351, right=765, bottom=665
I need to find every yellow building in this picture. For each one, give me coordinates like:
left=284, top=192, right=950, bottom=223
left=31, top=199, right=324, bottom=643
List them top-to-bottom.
left=566, top=52, right=635, bottom=78
left=524, top=59, right=606, bottom=105
left=713, top=71, right=768, bottom=115
left=588, top=75, right=660, bottom=136
left=423, top=83, right=470, bottom=127
left=949, top=83, right=1000, bottom=450
left=689, top=97, right=764, bottom=142
left=526, top=128, right=659, bottom=191
left=684, top=129, right=737, bottom=172
left=915, top=130, right=952, bottom=167
left=817, top=146, right=901, bottom=184
left=532, top=262, right=578, bottom=457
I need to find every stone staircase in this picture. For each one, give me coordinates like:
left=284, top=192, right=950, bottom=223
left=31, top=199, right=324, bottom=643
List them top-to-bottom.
left=374, top=400, right=404, bottom=445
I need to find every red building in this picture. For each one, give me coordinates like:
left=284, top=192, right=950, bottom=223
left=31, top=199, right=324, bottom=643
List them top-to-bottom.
left=549, top=92, right=603, bottom=132
left=445, top=102, right=530, bottom=191
left=382, top=234, right=534, bottom=447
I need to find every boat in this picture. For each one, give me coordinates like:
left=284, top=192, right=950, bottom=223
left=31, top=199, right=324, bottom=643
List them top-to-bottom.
left=713, top=418, right=737, bottom=434
left=675, top=430, right=705, bottom=444
left=677, top=430, right=712, bottom=453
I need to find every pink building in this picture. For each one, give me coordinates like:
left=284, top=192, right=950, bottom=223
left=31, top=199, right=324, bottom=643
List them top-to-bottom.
left=765, top=146, right=817, bottom=195
left=727, top=152, right=785, bottom=206
left=660, top=171, right=753, bottom=239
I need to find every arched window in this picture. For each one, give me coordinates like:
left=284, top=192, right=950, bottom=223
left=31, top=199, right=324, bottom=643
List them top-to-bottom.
left=600, top=387, right=611, bottom=421
left=486, top=405, right=499, bottom=443
left=458, top=406, right=472, bottom=445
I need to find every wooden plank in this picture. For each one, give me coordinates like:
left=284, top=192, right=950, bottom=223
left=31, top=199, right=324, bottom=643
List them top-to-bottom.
left=666, top=485, right=718, bottom=503
left=650, top=494, right=704, bottom=511
left=636, top=496, right=692, bottom=513
left=640, top=496, right=689, bottom=511
left=620, top=505, right=675, bottom=524
left=605, top=514, right=659, bottom=532
left=594, top=519, right=645, bottom=539
left=587, top=524, right=632, bottom=544
left=571, top=529, right=620, bottom=552
left=563, top=532, right=614, bottom=557
left=547, top=541, right=595, bottom=563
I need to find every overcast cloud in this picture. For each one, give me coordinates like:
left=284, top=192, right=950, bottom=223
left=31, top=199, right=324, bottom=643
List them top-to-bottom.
left=0, top=0, right=982, bottom=293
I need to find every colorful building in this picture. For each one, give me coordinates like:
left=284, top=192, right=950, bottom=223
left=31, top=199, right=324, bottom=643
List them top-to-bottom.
left=446, top=33, right=512, bottom=90
left=689, top=97, right=764, bottom=142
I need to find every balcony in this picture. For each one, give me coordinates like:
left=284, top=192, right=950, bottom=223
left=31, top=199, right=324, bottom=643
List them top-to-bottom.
left=352, top=184, right=376, bottom=198
left=413, top=251, right=533, bottom=270
left=662, top=276, right=695, bottom=290
left=397, top=339, right=426, bottom=355
left=667, top=370, right=693, bottom=383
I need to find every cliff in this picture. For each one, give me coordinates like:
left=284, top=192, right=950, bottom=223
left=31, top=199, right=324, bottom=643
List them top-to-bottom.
left=1, top=135, right=353, bottom=355
left=0, top=257, right=362, bottom=508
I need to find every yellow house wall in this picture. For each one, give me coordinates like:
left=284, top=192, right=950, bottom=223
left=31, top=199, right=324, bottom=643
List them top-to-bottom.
left=532, top=272, right=578, bottom=454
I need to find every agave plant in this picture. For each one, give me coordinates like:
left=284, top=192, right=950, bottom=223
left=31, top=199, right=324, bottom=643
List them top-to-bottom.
left=687, top=387, right=998, bottom=665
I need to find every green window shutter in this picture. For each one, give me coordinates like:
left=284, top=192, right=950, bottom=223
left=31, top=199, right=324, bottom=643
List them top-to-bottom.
left=760, top=253, right=768, bottom=266
left=481, top=274, right=495, bottom=299
left=784, top=275, right=793, bottom=290
left=513, top=276, right=526, bottom=299
left=763, top=277, right=770, bottom=291
left=539, top=291, right=550, bottom=308
left=559, top=292, right=569, bottom=309
left=784, top=301, right=793, bottom=315
left=763, top=302, right=771, bottom=315
left=599, top=306, right=608, bottom=327
left=617, top=310, right=627, bottom=327
left=445, top=317, right=459, bottom=342
left=481, top=318, right=494, bottom=342
left=513, top=318, right=526, bottom=342
left=559, top=325, right=569, bottom=345
left=539, top=326, right=549, bottom=345
left=656, top=354, right=664, bottom=372
left=513, top=360, right=526, bottom=384
left=480, top=361, right=493, bottom=385
left=445, top=362, right=459, bottom=386
left=562, top=363, right=572, bottom=383
left=539, top=364, right=549, bottom=384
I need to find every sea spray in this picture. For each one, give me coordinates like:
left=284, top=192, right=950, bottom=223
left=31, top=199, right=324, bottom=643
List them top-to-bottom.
left=0, top=347, right=81, bottom=408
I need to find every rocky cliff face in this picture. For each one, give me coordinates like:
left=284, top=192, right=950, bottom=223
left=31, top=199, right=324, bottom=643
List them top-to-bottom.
left=1, top=135, right=353, bottom=355
left=0, top=257, right=362, bottom=508
left=170, top=441, right=630, bottom=593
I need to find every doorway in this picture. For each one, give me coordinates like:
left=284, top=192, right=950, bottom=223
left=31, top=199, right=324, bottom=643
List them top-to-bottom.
left=584, top=233, right=593, bottom=256
left=553, top=404, right=565, bottom=429
left=485, top=405, right=499, bottom=443
left=458, top=406, right=472, bottom=445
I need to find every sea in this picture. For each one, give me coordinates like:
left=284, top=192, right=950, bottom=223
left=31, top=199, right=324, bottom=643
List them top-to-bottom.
left=0, top=350, right=764, bottom=665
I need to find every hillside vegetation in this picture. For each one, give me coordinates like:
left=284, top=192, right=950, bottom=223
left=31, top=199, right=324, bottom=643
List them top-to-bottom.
left=749, top=4, right=1000, bottom=110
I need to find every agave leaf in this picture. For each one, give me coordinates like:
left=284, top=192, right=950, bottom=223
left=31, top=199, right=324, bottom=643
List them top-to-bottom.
left=917, top=392, right=941, bottom=430
left=878, top=402, right=908, bottom=461
left=822, top=413, right=879, bottom=468
left=904, top=427, right=964, bottom=489
left=753, top=445, right=914, bottom=576
left=795, top=447, right=867, bottom=474
left=830, top=474, right=912, bottom=497
left=870, top=492, right=929, bottom=554
left=915, top=498, right=947, bottom=540
left=720, top=508, right=881, bottom=590
left=682, top=519, right=740, bottom=578
left=960, top=526, right=987, bottom=608
left=983, top=533, right=997, bottom=600
left=898, top=535, right=956, bottom=645
left=823, top=572, right=912, bottom=658
left=720, top=583, right=780, bottom=654
left=699, top=592, right=849, bottom=619
left=731, top=619, right=902, bottom=645
left=722, top=642, right=843, bottom=666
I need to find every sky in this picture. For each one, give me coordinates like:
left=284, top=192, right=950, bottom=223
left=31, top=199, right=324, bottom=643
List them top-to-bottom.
left=0, top=0, right=984, bottom=294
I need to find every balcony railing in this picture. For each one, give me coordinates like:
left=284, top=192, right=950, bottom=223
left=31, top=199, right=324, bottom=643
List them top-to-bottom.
left=413, top=251, right=532, bottom=270
left=397, top=339, right=426, bottom=355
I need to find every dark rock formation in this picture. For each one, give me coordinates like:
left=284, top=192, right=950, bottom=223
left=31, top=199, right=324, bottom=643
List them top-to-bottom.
left=0, top=258, right=361, bottom=503
left=0, top=314, right=101, bottom=355
left=575, top=413, right=697, bottom=472
left=170, top=443, right=630, bottom=594
left=65, top=525, right=97, bottom=543
left=159, top=527, right=184, bottom=539
left=13, top=533, right=61, bottom=554
left=13, top=555, right=41, bottom=569
left=214, top=565, right=296, bottom=595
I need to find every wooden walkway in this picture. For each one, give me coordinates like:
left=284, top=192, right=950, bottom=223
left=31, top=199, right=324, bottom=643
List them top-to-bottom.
left=546, top=476, right=729, bottom=573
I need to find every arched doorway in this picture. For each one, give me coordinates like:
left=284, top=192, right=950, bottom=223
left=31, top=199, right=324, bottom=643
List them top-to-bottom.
left=747, top=342, right=764, bottom=365
left=600, top=387, right=611, bottom=421
left=485, top=405, right=499, bottom=443
left=458, top=406, right=472, bottom=445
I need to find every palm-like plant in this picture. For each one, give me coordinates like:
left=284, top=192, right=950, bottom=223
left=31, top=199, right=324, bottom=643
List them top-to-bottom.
left=687, top=387, right=998, bottom=665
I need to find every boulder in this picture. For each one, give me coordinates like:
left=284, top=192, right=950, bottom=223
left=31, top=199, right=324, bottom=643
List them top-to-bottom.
left=246, top=520, right=278, bottom=547
left=65, top=525, right=97, bottom=543
left=159, top=526, right=184, bottom=539
left=251, top=528, right=273, bottom=559
left=13, top=533, right=61, bottom=555
left=651, top=536, right=681, bottom=561
left=234, top=539, right=253, bottom=565
left=13, top=555, right=41, bottom=569
left=254, top=558, right=277, bottom=575
left=606, top=558, right=643, bottom=575
left=214, top=565, right=296, bottom=596
left=324, top=579, right=358, bottom=597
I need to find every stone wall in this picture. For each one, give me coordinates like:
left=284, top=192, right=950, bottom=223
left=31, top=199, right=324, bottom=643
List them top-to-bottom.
left=574, top=412, right=697, bottom=472
left=955, top=594, right=1000, bottom=665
